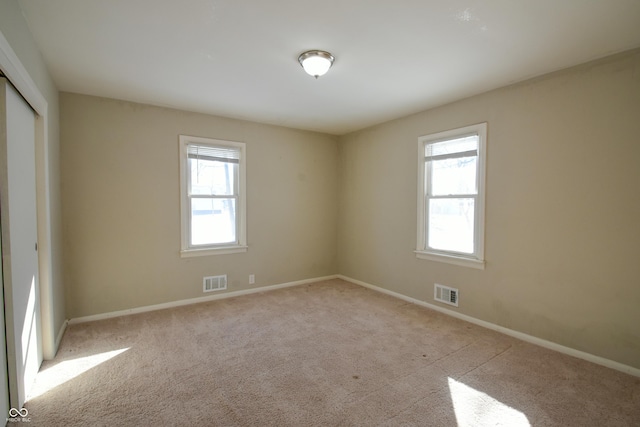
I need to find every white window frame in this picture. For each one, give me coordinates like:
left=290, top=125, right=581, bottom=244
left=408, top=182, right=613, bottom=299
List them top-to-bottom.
left=415, top=123, right=486, bottom=269
left=179, top=135, right=247, bottom=257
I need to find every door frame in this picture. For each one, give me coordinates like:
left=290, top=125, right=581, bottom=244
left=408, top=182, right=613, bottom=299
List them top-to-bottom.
left=0, top=30, right=56, bottom=363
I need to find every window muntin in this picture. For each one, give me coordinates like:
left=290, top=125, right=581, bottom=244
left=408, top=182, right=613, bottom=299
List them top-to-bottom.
left=417, top=123, right=486, bottom=268
left=180, top=136, right=246, bottom=256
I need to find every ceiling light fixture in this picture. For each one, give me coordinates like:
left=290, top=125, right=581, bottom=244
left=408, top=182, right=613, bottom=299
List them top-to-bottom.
left=298, top=50, right=334, bottom=79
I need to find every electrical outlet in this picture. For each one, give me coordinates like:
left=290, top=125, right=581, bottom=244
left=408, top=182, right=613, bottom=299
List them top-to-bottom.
left=249, top=274, right=255, bottom=284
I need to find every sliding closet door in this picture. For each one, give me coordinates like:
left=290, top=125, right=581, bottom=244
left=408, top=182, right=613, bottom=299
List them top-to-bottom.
left=0, top=77, right=42, bottom=409
left=0, top=235, right=8, bottom=427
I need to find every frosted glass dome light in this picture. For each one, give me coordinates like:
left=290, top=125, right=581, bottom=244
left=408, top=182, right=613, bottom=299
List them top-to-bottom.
left=298, top=50, right=334, bottom=78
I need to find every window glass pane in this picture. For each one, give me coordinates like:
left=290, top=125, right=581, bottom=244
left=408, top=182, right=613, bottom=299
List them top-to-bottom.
left=427, top=135, right=477, bottom=157
left=430, top=156, right=477, bottom=196
left=189, top=158, right=236, bottom=196
left=190, top=198, right=236, bottom=245
left=428, top=198, right=474, bottom=254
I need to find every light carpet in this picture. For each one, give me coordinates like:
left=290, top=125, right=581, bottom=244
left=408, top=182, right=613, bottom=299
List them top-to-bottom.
left=24, top=279, right=640, bottom=426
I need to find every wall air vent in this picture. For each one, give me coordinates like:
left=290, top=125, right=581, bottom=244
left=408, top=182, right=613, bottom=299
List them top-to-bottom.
left=203, top=275, right=227, bottom=293
left=434, top=284, right=459, bottom=307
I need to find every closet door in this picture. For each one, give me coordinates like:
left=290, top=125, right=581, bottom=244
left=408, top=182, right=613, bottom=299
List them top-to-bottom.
left=0, top=78, right=42, bottom=409
left=0, top=228, right=8, bottom=427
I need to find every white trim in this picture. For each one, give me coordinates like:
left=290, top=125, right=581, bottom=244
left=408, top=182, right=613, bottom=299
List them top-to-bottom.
left=0, top=30, right=46, bottom=115
left=0, top=31, right=58, bottom=361
left=35, top=110, right=56, bottom=360
left=416, top=123, right=487, bottom=267
left=179, top=135, right=247, bottom=255
left=180, top=245, right=248, bottom=258
left=414, top=250, right=485, bottom=270
left=68, top=275, right=339, bottom=325
left=337, top=275, right=640, bottom=378
left=54, top=320, right=68, bottom=356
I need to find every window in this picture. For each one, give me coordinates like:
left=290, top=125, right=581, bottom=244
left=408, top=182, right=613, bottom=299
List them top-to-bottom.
left=416, top=123, right=486, bottom=269
left=179, top=135, right=247, bottom=257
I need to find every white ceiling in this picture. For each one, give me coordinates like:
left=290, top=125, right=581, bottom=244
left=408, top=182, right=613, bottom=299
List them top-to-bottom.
left=18, top=0, right=640, bottom=135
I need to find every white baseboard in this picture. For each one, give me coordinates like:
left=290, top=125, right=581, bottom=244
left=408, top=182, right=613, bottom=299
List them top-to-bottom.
left=66, top=273, right=639, bottom=377
left=68, top=275, right=339, bottom=325
left=338, top=275, right=640, bottom=378
left=51, top=320, right=68, bottom=360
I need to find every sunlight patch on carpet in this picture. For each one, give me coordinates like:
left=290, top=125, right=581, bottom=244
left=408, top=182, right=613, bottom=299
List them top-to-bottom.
left=27, top=348, right=130, bottom=400
left=448, top=377, right=530, bottom=426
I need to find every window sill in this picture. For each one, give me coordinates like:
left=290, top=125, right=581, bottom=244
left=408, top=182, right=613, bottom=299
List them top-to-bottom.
left=181, top=245, right=248, bottom=258
left=414, top=250, right=485, bottom=270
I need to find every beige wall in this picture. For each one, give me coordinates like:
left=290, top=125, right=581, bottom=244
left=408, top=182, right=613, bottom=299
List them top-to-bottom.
left=0, top=1, right=65, bottom=357
left=61, top=49, right=640, bottom=370
left=338, top=49, right=640, bottom=369
left=61, top=93, right=339, bottom=318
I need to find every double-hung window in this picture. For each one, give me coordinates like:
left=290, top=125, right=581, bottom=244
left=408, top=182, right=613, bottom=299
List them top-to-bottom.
left=416, top=123, right=486, bottom=269
left=179, top=135, right=247, bottom=257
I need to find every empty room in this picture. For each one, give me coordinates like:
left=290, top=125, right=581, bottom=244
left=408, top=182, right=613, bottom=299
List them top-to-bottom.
left=1, top=0, right=639, bottom=425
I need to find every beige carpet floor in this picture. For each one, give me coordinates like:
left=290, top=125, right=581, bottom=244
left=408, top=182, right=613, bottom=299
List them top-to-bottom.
left=24, top=279, right=640, bottom=426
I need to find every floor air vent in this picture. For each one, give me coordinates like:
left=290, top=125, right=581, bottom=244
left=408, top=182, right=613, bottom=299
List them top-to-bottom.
left=203, top=275, right=227, bottom=293
left=434, top=284, right=459, bottom=307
